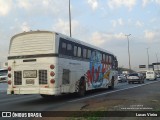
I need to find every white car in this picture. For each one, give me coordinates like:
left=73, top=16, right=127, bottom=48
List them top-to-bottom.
left=146, top=71, right=157, bottom=80
left=118, top=74, right=127, bottom=82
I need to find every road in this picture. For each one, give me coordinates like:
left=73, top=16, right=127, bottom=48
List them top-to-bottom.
left=0, top=79, right=160, bottom=119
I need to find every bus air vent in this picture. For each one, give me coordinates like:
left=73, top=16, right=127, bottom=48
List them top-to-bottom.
left=39, top=70, right=47, bottom=84
left=14, top=71, right=22, bottom=85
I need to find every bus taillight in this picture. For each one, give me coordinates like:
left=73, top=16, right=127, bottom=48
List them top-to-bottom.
left=50, top=64, right=55, bottom=69
left=8, top=66, right=11, bottom=71
left=50, top=71, right=55, bottom=76
left=8, top=73, right=11, bottom=78
left=50, top=79, right=55, bottom=84
left=8, top=80, right=11, bottom=85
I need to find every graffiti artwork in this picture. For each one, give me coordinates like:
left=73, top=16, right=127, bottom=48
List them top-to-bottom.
left=86, top=51, right=112, bottom=89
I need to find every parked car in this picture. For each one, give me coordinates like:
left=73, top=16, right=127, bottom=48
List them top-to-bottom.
left=0, top=69, right=8, bottom=83
left=127, top=73, right=144, bottom=84
left=118, top=74, right=127, bottom=82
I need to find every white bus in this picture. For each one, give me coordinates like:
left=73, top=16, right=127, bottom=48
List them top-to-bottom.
left=7, top=31, right=118, bottom=98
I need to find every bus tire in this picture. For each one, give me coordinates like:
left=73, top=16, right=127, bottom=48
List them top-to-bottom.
left=77, top=77, right=86, bottom=97
left=108, top=77, right=114, bottom=90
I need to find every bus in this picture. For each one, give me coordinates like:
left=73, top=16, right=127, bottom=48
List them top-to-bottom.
left=7, top=31, right=118, bottom=98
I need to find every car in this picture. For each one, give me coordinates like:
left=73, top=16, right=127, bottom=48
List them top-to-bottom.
left=0, top=69, right=8, bottom=83
left=146, top=71, right=157, bottom=80
left=127, top=73, right=144, bottom=84
left=118, top=74, right=127, bottom=82
left=156, top=74, right=160, bottom=78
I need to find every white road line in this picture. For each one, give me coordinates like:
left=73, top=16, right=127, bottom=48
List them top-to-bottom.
left=68, top=80, right=160, bottom=103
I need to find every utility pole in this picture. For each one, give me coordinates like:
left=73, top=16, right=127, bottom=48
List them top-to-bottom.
left=69, top=0, right=72, bottom=37
left=125, top=34, right=131, bottom=70
left=146, top=48, right=150, bottom=70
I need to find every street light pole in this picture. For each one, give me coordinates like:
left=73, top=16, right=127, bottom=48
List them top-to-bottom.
left=69, top=0, right=72, bottom=37
left=125, top=34, right=131, bottom=70
left=146, top=48, right=150, bottom=69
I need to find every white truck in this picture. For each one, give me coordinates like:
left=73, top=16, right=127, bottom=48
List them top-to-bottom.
left=146, top=71, right=157, bottom=80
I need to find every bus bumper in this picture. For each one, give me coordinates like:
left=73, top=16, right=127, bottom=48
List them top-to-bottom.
left=7, top=87, right=60, bottom=95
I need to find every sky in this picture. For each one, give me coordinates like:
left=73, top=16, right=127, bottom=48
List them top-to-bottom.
left=0, top=0, right=160, bottom=71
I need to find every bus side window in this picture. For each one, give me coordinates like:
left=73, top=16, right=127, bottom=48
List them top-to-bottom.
left=61, top=42, right=67, bottom=55
left=67, top=43, right=72, bottom=56
left=74, top=46, right=77, bottom=56
left=78, top=47, right=81, bottom=57
left=83, top=48, right=87, bottom=58
left=87, top=49, right=91, bottom=59
left=102, top=54, right=105, bottom=62
left=106, top=55, right=109, bottom=64
left=109, top=56, right=112, bottom=64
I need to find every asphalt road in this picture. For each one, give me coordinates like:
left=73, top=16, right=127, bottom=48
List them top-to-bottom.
left=0, top=79, right=159, bottom=119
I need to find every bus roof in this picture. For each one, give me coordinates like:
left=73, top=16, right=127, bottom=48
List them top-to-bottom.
left=10, top=30, right=116, bottom=58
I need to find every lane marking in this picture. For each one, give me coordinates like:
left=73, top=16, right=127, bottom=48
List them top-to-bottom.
left=68, top=80, right=160, bottom=103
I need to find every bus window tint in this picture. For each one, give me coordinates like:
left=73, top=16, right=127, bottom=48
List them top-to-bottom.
left=61, top=42, right=66, bottom=54
left=62, top=42, right=66, bottom=49
left=67, top=44, right=72, bottom=51
left=74, top=46, right=77, bottom=56
left=78, top=47, right=81, bottom=57
left=83, top=48, right=87, bottom=58
left=87, top=49, right=91, bottom=59
left=102, top=54, right=105, bottom=62
left=106, top=55, right=109, bottom=63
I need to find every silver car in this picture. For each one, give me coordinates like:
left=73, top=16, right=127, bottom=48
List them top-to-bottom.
left=127, top=73, right=144, bottom=84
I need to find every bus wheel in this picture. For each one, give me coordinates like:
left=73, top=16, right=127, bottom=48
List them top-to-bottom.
left=108, top=77, right=114, bottom=90
left=78, top=79, right=86, bottom=97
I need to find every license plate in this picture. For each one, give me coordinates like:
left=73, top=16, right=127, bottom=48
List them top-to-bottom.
left=23, top=70, right=37, bottom=78
left=26, top=79, right=34, bottom=84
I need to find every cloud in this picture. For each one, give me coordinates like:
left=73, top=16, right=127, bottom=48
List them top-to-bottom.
left=0, top=0, right=12, bottom=16
left=16, top=0, right=69, bottom=17
left=17, top=0, right=31, bottom=10
left=87, top=0, right=98, bottom=10
left=108, top=0, right=136, bottom=11
left=142, top=0, right=150, bottom=7
left=142, top=0, right=160, bottom=7
left=155, top=0, right=160, bottom=4
left=111, top=18, right=124, bottom=27
left=53, top=19, right=79, bottom=36
left=135, top=20, right=143, bottom=27
left=21, top=22, right=30, bottom=32
left=144, top=30, right=160, bottom=42
left=90, top=32, right=125, bottom=46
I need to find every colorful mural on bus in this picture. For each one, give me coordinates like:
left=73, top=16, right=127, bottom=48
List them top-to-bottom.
left=86, top=51, right=112, bottom=89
